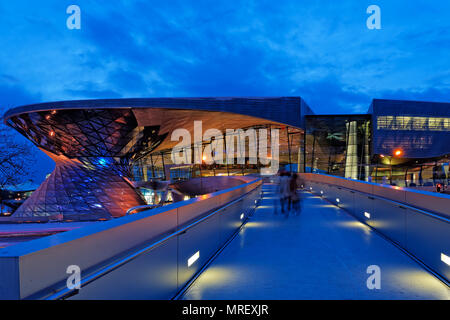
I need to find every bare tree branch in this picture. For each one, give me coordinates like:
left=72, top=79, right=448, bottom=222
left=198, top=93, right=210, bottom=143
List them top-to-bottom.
left=0, top=125, right=36, bottom=191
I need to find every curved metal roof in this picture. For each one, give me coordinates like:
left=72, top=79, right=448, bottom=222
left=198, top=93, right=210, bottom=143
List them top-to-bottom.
left=4, top=96, right=313, bottom=129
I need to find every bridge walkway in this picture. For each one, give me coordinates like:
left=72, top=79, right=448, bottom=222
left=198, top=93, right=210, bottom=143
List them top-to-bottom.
left=182, top=184, right=450, bottom=299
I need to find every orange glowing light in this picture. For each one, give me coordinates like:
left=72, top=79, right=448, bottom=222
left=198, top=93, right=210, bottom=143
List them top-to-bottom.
left=49, top=131, right=55, bottom=137
left=394, top=149, right=403, bottom=157
left=202, top=155, right=207, bottom=161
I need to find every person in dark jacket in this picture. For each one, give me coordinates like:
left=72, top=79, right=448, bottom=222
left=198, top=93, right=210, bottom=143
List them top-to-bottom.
left=278, top=171, right=291, bottom=214
left=288, top=173, right=303, bottom=215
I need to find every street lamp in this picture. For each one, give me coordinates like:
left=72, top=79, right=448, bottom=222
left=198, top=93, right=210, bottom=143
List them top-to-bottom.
left=388, top=148, right=403, bottom=185
left=393, top=149, right=403, bottom=157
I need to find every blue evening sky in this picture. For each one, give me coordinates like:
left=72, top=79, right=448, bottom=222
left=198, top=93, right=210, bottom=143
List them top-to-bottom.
left=0, top=0, right=449, bottom=182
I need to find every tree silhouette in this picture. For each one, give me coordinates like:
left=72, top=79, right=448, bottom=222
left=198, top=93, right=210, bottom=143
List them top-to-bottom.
left=0, top=125, right=35, bottom=214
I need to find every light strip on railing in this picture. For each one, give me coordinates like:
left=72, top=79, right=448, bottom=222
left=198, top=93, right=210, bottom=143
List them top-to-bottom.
left=188, top=251, right=200, bottom=267
left=441, top=253, right=450, bottom=266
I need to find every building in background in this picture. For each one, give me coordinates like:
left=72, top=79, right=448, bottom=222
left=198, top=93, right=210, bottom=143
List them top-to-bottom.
left=3, top=97, right=449, bottom=221
left=305, top=99, right=450, bottom=187
left=0, top=182, right=37, bottom=216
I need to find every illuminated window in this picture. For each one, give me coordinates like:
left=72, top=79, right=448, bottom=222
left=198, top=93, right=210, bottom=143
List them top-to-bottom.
left=377, top=116, right=450, bottom=132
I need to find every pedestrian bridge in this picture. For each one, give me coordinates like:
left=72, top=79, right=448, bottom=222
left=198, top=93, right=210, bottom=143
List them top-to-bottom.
left=0, top=174, right=448, bottom=299
left=182, top=184, right=449, bottom=299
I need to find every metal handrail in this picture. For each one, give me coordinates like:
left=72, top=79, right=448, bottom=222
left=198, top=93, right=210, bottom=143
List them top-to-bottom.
left=45, top=180, right=262, bottom=300
left=126, top=187, right=172, bottom=215
left=126, top=204, right=159, bottom=215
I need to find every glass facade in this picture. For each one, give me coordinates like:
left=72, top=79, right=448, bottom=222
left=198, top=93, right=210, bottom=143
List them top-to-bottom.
left=3, top=97, right=309, bottom=220
left=371, top=99, right=450, bottom=159
left=4, top=108, right=164, bottom=219
left=303, top=115, right=371, bottom=179
left=130, top=124, right=304, bottom=181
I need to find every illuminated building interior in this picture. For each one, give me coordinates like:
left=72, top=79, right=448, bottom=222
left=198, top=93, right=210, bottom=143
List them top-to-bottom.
left=3, top=97, right=450, bottom=220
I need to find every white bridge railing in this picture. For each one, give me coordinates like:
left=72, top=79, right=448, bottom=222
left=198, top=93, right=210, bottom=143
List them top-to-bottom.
left=300, top=173, right=450, bottom=285
left=0, top=178, right=262, bottom=300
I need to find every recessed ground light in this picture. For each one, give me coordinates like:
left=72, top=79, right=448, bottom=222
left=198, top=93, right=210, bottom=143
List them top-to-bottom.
left=320, top=190, right=323, bottom=195
left=336, top=198, right=340, bottom=203
left=364, top=212, right=371, bottom=219
left=240, top=213, right=244, bottom=220
left=188, top=251, right=200, bottom=267
left=441, top=253, right=450, bottom=266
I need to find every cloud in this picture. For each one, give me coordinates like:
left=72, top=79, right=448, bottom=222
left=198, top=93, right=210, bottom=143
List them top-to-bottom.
left=1, top=0, right=449, bottom=110
left=292, top=77, right=372, bottom=114
left=0, top=81, right=41, bottom=112
left=65, top=87, right=122, bottom=99
left=376, top=87, right=450, bottom=104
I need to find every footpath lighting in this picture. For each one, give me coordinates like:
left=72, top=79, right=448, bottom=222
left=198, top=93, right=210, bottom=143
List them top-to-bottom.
left=320, top=190, right=323, bottom=195
left=364, top=211, right=371, bottom=219
left=240, top=213, right=244, bottom=220
left=188, top=251, right=200, bottom=267
left=441, top=253, right=450, bottom=266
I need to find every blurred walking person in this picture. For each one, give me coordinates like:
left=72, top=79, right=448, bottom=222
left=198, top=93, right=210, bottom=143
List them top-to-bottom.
left=273, top=170, right=281, bottom=214
left=279, top=171, right=290, bottom=214
left=289, top=173, right=303, bottom=215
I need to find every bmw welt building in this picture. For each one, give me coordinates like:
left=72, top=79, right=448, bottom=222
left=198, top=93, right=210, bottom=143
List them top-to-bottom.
left=3, top=97, right=450, bottom=220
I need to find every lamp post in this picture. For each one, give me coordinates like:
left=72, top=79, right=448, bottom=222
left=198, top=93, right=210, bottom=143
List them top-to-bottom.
left=390, top=148, right=403, bottom=185
left=388, top=155, right=393, bottom=185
